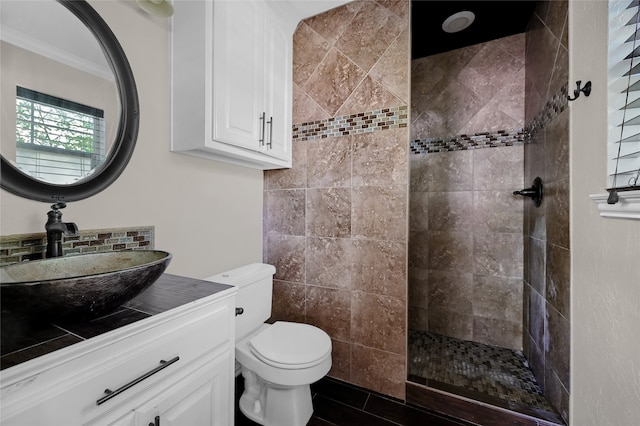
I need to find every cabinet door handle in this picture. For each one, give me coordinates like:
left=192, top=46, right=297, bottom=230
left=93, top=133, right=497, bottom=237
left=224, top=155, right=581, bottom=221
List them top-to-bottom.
left=259, top=112, right=266, bottom=146
left=266, top=116, right=273, bottom=149
left=96, top=356, right=180, bottom=405
left=149, top=415, right=160, bottom=426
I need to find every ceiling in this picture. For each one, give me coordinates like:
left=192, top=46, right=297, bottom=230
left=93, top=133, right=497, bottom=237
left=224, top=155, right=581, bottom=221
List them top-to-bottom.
left=411, top=1, right=537, bottom=59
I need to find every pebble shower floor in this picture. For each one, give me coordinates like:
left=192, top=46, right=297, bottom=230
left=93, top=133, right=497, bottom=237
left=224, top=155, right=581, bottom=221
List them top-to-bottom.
left=408, top=330, right=563, bottom=423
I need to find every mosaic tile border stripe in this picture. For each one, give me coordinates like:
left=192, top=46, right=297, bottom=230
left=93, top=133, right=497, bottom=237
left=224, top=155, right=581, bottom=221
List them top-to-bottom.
left=409, top=83, right=568, bottom=155
left=292, top=105, right=408, bottom=142
left=410, top=129, right=526, bottom=154
left=0, top=226, right=154, bottom=265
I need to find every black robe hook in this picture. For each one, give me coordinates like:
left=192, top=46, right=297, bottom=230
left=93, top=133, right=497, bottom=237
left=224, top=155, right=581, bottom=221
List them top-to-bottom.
left=568, top=80, right=591, bottom=101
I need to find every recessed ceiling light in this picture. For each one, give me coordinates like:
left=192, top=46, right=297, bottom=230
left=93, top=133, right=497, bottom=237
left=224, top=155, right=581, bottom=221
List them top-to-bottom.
left=442, top=11, right=476, bottom=33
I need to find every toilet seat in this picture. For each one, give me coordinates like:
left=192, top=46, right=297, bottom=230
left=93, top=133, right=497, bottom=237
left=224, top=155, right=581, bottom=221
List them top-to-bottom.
left=249, top=322, right=331, bottom=370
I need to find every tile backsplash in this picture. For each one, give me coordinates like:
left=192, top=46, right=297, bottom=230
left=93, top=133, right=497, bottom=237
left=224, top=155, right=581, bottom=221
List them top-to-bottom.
left=0, top=226, right=154, bottom=265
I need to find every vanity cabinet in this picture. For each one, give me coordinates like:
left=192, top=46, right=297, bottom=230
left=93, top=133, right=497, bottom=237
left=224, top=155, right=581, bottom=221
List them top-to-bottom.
left=171, top=0, right=292, bottom=170
left=0, top=287, right=236, bottom=426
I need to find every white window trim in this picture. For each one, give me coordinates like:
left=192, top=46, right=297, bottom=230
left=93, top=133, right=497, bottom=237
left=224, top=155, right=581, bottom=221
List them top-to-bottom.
left=589, top=190, right=640, bottom=219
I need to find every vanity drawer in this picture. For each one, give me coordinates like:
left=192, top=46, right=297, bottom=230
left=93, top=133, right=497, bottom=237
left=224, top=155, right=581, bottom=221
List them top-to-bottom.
left=0, top=292, right=235, bottom=426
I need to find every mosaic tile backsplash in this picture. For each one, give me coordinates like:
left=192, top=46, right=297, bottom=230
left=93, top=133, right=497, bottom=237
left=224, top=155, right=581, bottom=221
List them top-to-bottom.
left=0, top=226, right=154, bottom=265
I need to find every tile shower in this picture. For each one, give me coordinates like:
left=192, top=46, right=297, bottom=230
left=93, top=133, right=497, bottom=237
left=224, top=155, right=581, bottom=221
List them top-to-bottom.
left=264, top=0, right=570, bottom=423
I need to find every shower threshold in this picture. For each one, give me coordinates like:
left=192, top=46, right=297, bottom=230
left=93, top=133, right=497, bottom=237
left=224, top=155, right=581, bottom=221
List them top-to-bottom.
left=407, top=330, right=565, bottom=425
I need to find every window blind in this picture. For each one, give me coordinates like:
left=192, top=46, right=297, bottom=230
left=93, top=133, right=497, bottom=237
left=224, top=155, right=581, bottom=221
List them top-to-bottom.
left=608, top=0, right=640, bottom=201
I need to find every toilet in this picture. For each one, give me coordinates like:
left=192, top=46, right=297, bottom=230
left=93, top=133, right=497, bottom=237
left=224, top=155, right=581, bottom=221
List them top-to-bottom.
left=205, top=263, right=332, bottom=426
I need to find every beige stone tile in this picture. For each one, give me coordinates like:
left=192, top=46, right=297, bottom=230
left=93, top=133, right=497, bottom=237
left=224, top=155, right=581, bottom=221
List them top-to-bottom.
left=303, top=1, right=363, bottom=45
left=335, top=1, right=403, bottom=72
left=293, top=22, right=331, bottom=87
left=369, top=28, right=410, bottom=103
left=302, top=48, right=366, bottom=116
left=337, top=75, right=404, bottom=116
left=292, top=83, right=330, bottom=124
left=352, top=128, right=408, bottom=186
left=307, top=136, right=351, bottom=188
left=265, top=140, right=307, bottom=189
left=473, top=145, right=523, bottom=191
left=426, top=150, right=474, bottom=192
left=545, top=178, right=570, bottom=250
left=351, top=185, right=407, bottom=241
left=306, top=187, right=351, bottom=238
left=265, top=189, right=306, bottom=236
left=473, top=190, right=524, bottom=234
left=409, top=191, right=428, bottom=232
left=427, top=191, right=474, bottom=231
left=427, top=230, right=474, bottom=273
left=473, top=232, right=523, bottom=278
left=265, top=234, right=305, bottom=283
left=306, top=237, right=352, bottom=289
left=351, top=239, right=406, bottom=298
left=546, top=243, right=570, bottom=318
left=408, top=266, right=429, bottom=309
left=427, top=270, right=473, bottom=313
left=473, top=275, right=523, bottom=324
left=270, top=279, right=306, bottom=323
left=306, top=285, right=351, bottom=341
left=351, top=291, right=406, bottom=354
left=428, top=307, right=473, bottom=341
left=473, top=316, right=523, bottom=350
left=350, top=344, right=406, bottom=399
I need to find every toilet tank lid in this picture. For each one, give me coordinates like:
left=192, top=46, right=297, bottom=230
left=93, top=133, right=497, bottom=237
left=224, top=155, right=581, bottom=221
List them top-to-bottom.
left=203, top=263, right=275, bottom=286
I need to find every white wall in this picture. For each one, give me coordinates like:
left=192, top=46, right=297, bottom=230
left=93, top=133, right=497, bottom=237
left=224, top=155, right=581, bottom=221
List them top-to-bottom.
left=0, top=0, right=264, bottom=278
left=570, top=1, right=640, bottom=424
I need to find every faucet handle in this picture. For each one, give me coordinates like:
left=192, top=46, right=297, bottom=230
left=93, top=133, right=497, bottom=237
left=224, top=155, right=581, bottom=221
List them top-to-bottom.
left=50, top=202, right=67, bottom=211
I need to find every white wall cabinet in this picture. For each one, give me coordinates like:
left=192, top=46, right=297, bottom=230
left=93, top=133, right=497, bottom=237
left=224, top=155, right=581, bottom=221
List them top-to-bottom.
left=171, top=0, right=292, bottom=170
left=0, top=288, right=236, bottom=426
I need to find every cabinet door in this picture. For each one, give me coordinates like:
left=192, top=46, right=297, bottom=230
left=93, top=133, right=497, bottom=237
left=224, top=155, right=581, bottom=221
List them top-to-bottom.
left=212, top=0, right=265, bottom=151
left=263, top=2, right=292, bottom=162
left=133, top=350, right=232, bottom=426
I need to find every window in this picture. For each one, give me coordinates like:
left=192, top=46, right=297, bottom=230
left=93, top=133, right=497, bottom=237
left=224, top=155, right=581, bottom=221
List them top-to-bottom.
left=608, top=0, right=640, bottom=193
left=15, top=86, right=106, bottom=184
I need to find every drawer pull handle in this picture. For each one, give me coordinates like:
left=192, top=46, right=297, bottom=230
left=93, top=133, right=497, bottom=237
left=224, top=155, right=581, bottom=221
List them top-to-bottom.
left=96, top=356, right=180, bottom=405
left=149, top=415, right=160, bottom=426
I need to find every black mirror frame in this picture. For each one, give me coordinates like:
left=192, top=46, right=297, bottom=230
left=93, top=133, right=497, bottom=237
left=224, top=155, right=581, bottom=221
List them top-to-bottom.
left=0, top=0, right=139, bottom=202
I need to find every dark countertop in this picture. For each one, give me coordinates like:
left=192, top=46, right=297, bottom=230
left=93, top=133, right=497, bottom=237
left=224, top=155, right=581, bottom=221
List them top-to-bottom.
left=0, top=274, right=233, bottom=371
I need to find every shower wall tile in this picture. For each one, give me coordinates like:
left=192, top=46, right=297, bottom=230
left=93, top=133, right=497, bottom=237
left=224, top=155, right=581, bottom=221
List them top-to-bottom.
left=265, top=0, right=410, bottom=400
left=334, top=1, right=403, bottom=73
left=369, top=28, right=410, bottom=103
left=303, top=48, right=366, bottom=116
left=293, top=82, right=330, bottom=124
left=545, top=109, right=570, bottom=183
left=352, top=128, right=408, bottom=186
left=307, top=136, right=351, bottom=188
left=265, top=140, right=307, bottom=189
left=473, top=145, right=524, bottom=190
left=426, top=150, right=474, bottom=191
left=409, top=154, right=430, bottom=192
left=545, top=179, right=570, bottom=249
left=351, top=186, right=406, bottom=240
left=306, top=187, right=351, bottom=238
left=265, top=189, right=306, bottom=235
left=473, top=190, right=523, bottom=234
left=427, top=191, right=474, bottom=232
left=409, top=192, right=429, bottom=233
left=408, top=231, right=429, bottom=268
left=427, top=231, right=474, bottom=273
left=473, top=232, right=523, bottom=278
left=265, top=234, right=305, bottom=283
left=306, top=237, right=352, bottom=289
left=528, top=237, right=546, bottom=295
left=351, top=239, right=406, bottom=299
left=545, top=243, right=570, bottom=318
left=408, top=267, right=429, bottom=309
left=427, top=270, right=473, bottom=313
left=473, top=275, right=523, bottom=324
left=271, top=280, right=306, bottom=323
left=306, top=285, right=352, bottom=342
left=528, top=286, right=546, bottom=354
left=351, top=292, right=406, bottom=354
left=545, top=304, right=570, bottom=390
left=408, top=306, right=428, bottom=332
left=428, top=307, right=473, bottom=341
left=473, top=316, right=522, bottom=349
left=328, top=339, right=351, bottom=382
left=350, top=344, right=406, bottom=398
left=544, top=364, right=570, bottom=423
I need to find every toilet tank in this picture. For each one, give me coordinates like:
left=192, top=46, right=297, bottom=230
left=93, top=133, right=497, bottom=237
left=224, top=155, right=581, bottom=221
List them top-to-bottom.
left=204, top=263, right=276, bottom=342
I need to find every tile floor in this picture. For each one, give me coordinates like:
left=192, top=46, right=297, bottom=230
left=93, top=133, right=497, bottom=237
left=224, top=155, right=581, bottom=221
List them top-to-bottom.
left=407, top=330, right=564, bottom=424
left=235, top=375, right=474, bottom=426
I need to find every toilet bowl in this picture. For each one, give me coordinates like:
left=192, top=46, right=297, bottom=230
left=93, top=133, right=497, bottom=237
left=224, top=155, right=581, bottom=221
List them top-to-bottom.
left=204, top=263, right=332, bottom=426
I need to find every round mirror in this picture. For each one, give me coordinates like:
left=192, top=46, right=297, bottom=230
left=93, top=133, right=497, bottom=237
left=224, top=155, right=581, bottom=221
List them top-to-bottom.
left=0, top=0, right=139, bottom=202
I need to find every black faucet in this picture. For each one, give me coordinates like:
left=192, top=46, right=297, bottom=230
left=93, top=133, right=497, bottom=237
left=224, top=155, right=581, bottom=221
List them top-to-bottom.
left=45, top=202, right=79, bottom=258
